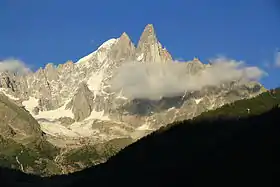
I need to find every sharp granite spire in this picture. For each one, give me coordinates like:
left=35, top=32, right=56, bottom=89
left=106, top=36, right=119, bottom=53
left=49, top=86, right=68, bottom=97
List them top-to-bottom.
left=136, top=24, right=173, bottom=63
left=108, top=32, right=136, bottom=63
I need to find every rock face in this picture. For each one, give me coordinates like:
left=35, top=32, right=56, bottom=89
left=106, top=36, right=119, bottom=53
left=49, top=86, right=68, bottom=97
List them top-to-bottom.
left=0, top=23, right=267, bottom=176
left=0, top=24, right=265, bottom=144
left=136, top=24, right=172, bottom=63
left=110, top=32, right=136, bottom=63
left=70, top=82, right=95, bottom=121
left=0, top=94, right=42, bottom=144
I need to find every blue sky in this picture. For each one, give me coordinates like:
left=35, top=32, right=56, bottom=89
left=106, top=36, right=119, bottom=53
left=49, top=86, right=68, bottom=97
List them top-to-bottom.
left=0, top=0, right=280, bottom=89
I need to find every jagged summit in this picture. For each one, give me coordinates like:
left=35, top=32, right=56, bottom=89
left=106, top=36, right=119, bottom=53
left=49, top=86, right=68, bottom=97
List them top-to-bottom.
left=0, top=23, right=265, bottom=151
left=0, top=23, right=266, bottom=176
left=145, top=23, right=155, bottom=31
left=74, top=24, right=171, bottom=65
left=135, top=24, right=172, bottom=63
left=137, top=24, right=157, bottom=47
left=142, top=24, right=156, bottom=36
left=109, top=32, right=136, bottom=63
left=117, top=32, right=134, bottom=49
left=120, top=32, right=130, bottom=41
left=75, top=38, right=118, bottom=65
left=97, top=38, right=118, bottom=50
left=192, top=56, right=203, bottom=64
left=193, top=57, right=199, bottom=61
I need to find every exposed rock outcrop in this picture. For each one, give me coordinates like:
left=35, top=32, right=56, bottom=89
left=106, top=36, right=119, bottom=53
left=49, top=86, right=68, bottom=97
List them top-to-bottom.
left=0, top=23, right=265, bottom=142
left=136, top=24, right=173, bottom=63
left=70, top=82, right=95, bottom=121
left=0, top=94, right=42, bottom=144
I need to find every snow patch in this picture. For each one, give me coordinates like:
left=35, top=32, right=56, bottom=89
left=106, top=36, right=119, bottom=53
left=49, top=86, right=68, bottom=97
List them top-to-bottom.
left=75, top=38, right=117, bottom=64
left=97, top=38, right=117, bottom=50
left=96, top=50, right=109, bottom=62
left=76, top=52, right=96, bottom=64
left=137, top=53, right=144, bottom=61
left=87, top=72, right=104, bottom=95
left=0, top=88, right=19, bottom=100
left=116, top=89, right=128, bottom=100
left=116, top=95, right=128, bottom=100
left=22, top=97, right=39, bottom=113
left=194, top=98, right=203, bottom=104
left=35, top=103, right=74, bottom=121
left=208, top=104, right=215, bottom=110
left=167, top=107, right=175, bottom=111
left=38, top=108, right=109, bottom=139
left=39, top=109, right=109, bottom=138
left=85, top=109, right=109, bottom=121
left=85, top=110, right=110, bottom=121
left=40, top=119, right=99, bottom=138
left=69, top=121, right=99, bottom=137
left=40, top=122, right=78, bottom=137
left=136, top=123, right=152, bottom=131
left=110, top=126, right=130, bottom=135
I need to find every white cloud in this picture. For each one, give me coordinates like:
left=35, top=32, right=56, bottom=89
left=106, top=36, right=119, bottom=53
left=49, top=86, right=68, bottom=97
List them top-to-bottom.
left=275, top=51, right=280, bottom=67
left=110, top=57, right=266, bottom=100
left=0, top=58, right=31, bottom=74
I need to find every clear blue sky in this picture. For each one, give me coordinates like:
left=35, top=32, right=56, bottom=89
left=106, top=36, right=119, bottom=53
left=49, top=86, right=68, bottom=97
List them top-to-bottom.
left=0, top=0, right=280, bottom=89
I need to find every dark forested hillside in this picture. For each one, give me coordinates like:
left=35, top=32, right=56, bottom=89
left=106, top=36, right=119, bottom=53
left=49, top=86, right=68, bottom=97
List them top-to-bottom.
left=1, top=88, right=280, bottom=187
left=197, top=88, right=280, bottom=118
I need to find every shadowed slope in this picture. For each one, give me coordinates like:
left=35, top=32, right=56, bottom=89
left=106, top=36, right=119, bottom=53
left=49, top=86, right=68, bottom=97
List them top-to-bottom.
left=1, top=90, right=280, bottom=187
left=71, top=106, right=280, bottom=187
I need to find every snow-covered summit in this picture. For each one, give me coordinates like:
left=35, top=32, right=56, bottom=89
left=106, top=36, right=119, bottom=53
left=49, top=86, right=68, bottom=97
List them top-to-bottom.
left=0, top=24, right=264, bottom=145
left=76, top=38, right=118, bottom=64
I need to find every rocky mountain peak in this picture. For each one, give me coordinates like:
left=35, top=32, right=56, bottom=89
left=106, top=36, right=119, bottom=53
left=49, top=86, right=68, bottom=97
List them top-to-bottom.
left=0, top=24, right=265, bottom=150
left=136, top=24, right=172, bottom=63
left=137, top=24, right=157, bottom=50
left=138, top=24, right=156, bottom=42
left=108, top=32, right=136, bottom=63
left=120, top=32, right=131, bottom=41
left=182, top=57, right=207, bottom=75
left=192, top=57, right=204, bottom=65
left=57, top=60, right=75, bottom=73
left=64, top=60, right=74, bottom=67
left=44, top=63, right=58, bottom=81
left=44, top=63, right=55, bottom=69
left=36, top=67, right=44, bottom=74
left=0, top=71, right=16, bottom=91
left=68, top=82, right=95, bottom=121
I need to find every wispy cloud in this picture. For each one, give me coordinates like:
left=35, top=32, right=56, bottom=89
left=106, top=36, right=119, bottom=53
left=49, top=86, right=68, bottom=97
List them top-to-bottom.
left=90, top=39, right=95, bottom=45
left=275, top=51, right=280, bottom=67
left=110, top=57, right=266, bottom=100
left=0, top=58, right=31, bottom=74
left=263, top=60, right=271, bottom=69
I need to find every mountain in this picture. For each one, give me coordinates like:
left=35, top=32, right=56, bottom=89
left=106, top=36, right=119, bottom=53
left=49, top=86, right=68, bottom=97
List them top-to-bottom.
left=0, top=24, right=265, bottom=174
left=0, top=88, right=279, bottom=187
left=0, top=92, right=133, bottom=176
left=0, top=93, right=61, bottom=175
left=0, top=93, right=41, bottom=144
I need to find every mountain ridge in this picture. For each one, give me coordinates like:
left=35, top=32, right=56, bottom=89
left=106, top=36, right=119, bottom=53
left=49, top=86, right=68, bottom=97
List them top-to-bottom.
left=0, top=24, right=266, bottom=174
left=0, top=88, right=279, bottom=187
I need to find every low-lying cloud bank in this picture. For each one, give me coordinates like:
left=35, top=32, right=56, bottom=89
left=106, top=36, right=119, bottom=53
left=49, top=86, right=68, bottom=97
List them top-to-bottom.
left=110, top=57, right=266, bottom=100
left=0, top=58, right=31, bottom=74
